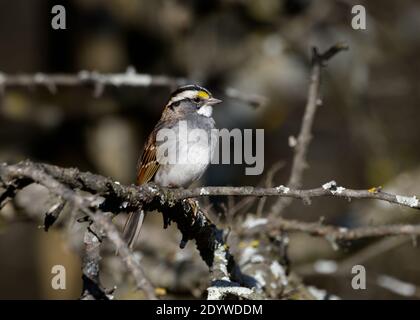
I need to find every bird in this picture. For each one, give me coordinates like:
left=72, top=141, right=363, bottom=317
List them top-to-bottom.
left=123, top=84, right=222, bottom=248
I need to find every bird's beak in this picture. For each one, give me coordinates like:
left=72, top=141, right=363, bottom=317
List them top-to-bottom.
left=207, top=98, right=222, bottom=106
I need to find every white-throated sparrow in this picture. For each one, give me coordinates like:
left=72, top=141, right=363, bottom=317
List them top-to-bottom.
left=123, top=85, right=222, bottom=248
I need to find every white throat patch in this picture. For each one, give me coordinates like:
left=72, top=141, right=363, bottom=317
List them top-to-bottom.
left=197, top=105, right=213, bottom=117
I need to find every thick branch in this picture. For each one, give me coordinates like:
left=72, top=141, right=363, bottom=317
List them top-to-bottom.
left=0, top=160, right=255, bottom=291
left=2, top=160, right=420, bottom=298
left=0, top=161, right=156, bottom=299
left=1, top=161, right=420, bottom=263
left=2, top=162, right=418, bottom=214
left=207, top=243, right=262, bottom=300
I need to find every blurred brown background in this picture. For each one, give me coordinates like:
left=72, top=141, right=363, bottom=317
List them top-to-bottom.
left=1, top=0, right=420, bottom=299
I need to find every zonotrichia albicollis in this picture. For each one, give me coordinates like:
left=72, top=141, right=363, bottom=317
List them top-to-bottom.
left=123, top=85, right=222, bottom=248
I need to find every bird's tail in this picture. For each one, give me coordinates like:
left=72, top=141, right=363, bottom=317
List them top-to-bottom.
left=122, top=209, right=146, bottom=249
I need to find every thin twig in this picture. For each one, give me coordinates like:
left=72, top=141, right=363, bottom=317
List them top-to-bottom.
left=269, top=43, right=349, bottom=215
left=0, top=67, right=185, bottom=97
left=0, top=68, right=265, bottom=107
left=230, top=162, right=285, bottom=217
left=256, top=162, right=285, bottom=216
left=169, top=183, right=420, bottom=211
left=242, top=216, right=420, bottom=241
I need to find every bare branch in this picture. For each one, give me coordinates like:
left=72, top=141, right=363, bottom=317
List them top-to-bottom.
left=269, top=43, right=349, bottom=215
left=0, top=67, right=186, bottom=96
left=0, top=68, right=265, bottom=108
left=2, top=159, right=420, bottom=298
left=0, top=160, right=256, bottom=294
left=0, top=161, right=156, bottom=299
left=1, top=161, right=419, bottom=219
left=3, top=162, right=419, bottom=213
left=169, top=182, right=420, bottom=211
left=242, top=216, right=420, bottom=241
left=81, top=225, right=111, bottom=300
left=207, top=243, right=263, bottom=300
left=207, top=284, right=261, bottom=300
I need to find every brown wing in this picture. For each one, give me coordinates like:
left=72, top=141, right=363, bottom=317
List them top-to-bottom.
left=136, top=115, right=179, bottom=185
left=123, top=130, right=159, bottom=248
left=136, top=130, right=160, bottom=185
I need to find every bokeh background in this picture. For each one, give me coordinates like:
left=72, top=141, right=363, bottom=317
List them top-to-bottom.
left=1, top=0, right=420, bottom=299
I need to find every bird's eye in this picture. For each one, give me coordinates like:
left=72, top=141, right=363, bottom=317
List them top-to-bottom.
left=193, top=97, right=201, bottom=103
left=168, top=100, right=180, bottom=110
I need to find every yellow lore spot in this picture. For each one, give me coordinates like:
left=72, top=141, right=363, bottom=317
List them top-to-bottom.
left=197, top=90, right=210, bottom=99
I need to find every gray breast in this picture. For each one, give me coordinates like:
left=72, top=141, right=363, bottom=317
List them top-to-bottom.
left=154, top=115, right=217, bottom=187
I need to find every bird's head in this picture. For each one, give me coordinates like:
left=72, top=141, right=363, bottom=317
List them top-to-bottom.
left=163, top=85, right=222, bottom=118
